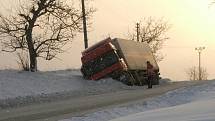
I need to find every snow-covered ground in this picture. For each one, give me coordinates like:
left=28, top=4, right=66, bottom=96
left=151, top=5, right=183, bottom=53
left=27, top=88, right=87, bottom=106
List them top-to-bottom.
left=0, top=69, right=145, bottom=109
left=2, top=69, right=213, bottom=121
left=60, top=80, right=215, bottom=121
left=111, top=99, right=215, bottom=121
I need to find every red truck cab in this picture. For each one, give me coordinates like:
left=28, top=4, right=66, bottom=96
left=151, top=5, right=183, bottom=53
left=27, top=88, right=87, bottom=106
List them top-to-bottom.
left=81, top=38, right=127, bottom=80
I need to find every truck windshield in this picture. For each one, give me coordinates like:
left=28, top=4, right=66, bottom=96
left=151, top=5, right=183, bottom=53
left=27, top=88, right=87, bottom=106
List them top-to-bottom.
left=82, top=51, right=119, bottom=78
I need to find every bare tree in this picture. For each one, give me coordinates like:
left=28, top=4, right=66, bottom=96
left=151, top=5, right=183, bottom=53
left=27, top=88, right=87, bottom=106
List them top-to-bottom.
left=0, top=0, right=94, bottom=71
left=129, top=17, right=170, bottom=62
left=16, top=52, right=30, bottom=71
left=186, top=66, right=208, bottom=81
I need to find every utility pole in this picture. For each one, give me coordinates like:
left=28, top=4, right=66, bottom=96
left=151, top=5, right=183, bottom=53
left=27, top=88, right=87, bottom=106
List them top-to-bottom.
left=81, top=0, right=88, bottom=49
left=136, top=23, right=140, bottom=42
left=195, top=47, right=205, bottom=80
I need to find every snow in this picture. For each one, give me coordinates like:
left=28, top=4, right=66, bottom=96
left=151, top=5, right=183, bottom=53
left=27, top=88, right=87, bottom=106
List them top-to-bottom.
left=0, top=69, right=133, bottom=109
left=0, top=69, right=160, bottom=109
left=0, top=69, right=83, bottom=99
left=1, top=69, right=214, bottom=121
left=60, top=80, right=215, bottom=121
left=111, top=99, right=215, bottom=121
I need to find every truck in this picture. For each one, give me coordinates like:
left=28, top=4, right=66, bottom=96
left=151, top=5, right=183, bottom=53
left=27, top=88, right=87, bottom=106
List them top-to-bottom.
left=81, top=37, right=160, bottom=86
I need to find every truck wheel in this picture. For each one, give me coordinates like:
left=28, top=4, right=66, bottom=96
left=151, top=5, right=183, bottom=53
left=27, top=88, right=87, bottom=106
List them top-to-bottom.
left=118, top=72, right=134, bottom=86
left=152, top=75, right=160, bottom=85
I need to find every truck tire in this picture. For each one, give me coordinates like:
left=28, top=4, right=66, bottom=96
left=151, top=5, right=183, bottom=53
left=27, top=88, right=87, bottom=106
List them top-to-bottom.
left=152, top=75, right=160, bottom=85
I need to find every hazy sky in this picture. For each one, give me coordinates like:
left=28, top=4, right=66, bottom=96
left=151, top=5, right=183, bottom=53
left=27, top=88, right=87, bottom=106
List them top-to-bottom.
left=0, top=0, right=215, bottom=81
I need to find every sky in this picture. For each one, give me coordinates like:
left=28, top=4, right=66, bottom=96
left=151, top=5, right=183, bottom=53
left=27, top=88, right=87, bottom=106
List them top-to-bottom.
left=0, top=0, right=215, bottom=81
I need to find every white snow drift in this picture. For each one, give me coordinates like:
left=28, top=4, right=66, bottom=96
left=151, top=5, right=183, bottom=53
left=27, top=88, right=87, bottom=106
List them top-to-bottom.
left=0, top=69, right=129, bottom=100
left=0, top=69, right=138, bottom=109
left=61, top=80, right=215, bottom=121
left=111, top=99, right=215, bottom=121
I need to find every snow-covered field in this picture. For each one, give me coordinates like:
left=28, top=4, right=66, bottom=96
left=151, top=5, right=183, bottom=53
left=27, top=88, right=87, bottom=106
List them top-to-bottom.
left=0, top=69, right=145, bottom=109
left=61, top=80, right=215, bottom=121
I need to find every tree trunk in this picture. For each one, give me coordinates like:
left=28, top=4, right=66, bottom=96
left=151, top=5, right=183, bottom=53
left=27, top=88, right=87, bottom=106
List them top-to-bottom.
left=26, top=27, right=37, bottom=72
left=29, top=51, right=37, bottom=72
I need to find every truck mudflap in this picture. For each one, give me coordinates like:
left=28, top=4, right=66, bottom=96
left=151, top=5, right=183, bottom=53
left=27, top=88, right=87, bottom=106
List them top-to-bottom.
left=90, top=60, right=127, bottom=80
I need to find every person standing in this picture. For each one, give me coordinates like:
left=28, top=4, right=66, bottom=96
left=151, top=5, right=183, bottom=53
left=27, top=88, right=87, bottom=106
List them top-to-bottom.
left=146, top=61, right=154, bottom=88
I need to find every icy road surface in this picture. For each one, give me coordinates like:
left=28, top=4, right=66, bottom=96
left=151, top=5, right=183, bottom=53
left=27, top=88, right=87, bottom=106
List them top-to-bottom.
left=62, top=80, right=215, bottom=121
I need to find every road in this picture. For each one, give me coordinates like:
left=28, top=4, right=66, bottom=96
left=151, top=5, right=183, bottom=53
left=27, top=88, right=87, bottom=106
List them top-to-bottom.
left=0, top=81, right=208, bottom=121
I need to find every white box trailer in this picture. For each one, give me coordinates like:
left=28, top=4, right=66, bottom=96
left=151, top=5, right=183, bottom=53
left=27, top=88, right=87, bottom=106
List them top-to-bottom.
left=109, top=38, right=160, bottom=85
left=111, top=38, right=159, bottom=71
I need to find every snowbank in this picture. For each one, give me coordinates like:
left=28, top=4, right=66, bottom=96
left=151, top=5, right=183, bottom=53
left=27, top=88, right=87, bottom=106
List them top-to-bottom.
left=0, top=69, right=132, bottom=109
left=0, top=69, right=84, bottom=99
left=61, top=80, right=215, bottom=121
left=111, top=98, right=215, bottom=121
